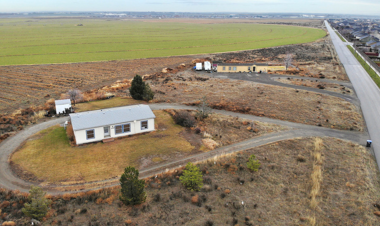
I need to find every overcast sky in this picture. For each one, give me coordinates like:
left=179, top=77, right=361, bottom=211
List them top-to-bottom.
left=1, top=0, right=379, bottom=15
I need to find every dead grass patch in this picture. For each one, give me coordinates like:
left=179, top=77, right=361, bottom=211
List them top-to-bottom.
left=11, top=110, right=194, bottom=183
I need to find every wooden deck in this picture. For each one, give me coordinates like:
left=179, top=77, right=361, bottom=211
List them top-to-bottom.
left=102, top=138, right=115, bottom=143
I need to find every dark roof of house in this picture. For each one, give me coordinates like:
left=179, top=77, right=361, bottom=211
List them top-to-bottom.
left=217, top=62, right=268, bottom=66
left=70, top=104, right=155, bottom=131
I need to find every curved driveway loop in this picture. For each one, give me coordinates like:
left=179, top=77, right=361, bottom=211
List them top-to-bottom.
left=0, top=104, right=368, bottom=194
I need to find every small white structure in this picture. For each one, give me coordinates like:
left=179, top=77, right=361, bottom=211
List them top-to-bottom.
left=204, top=61, right=211, bottom=71
left=196, top=63, right=202, bottom=71
left=55, top=99, right=72, bottom=114
left=70, top=104, right=156, bottom=145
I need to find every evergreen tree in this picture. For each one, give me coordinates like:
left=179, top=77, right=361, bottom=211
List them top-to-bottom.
left=129, top=75, right=146, bottom=100
left=142, top=83, right=155, bottom=101
left=180, top=162, right=203, bottom=191
left=119, top=166, right=146, bottom=205
left=22, top=186, right=51, bottom=220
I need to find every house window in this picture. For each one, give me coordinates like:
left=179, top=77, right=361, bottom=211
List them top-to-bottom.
left=223, top=66, right=226, bottom=70
left=229, top=67, right=231, bottom=70
left=233, top=67, right=237, bottom=71
left=248, top=67, right=251, bottom=70
left=141, top=121, right=148, bottom=130
left=115, top=124, right=131, bottom=134
left=123, top=124, right=131, bottom=133
left=115, top=125, right=123, bottom=134
left=86, top=129, right=95, bottom=140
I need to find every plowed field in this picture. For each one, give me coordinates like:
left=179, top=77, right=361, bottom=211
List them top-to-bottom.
left=0, top=56, right=193, bottom=113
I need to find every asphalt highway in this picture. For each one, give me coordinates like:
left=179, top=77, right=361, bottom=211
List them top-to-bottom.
left=325, top=21, right=380, bottom=169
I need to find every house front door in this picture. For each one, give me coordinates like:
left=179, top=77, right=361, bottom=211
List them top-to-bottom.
left=104, top=126, right=110, bottom=137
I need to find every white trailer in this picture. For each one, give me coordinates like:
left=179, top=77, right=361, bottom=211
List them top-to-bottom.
left=204, top=61, right=211, bottom=71
left=196, top=63, right=202, bottom=71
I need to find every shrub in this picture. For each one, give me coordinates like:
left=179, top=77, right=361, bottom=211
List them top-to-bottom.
left=173, top=111, right=196, bottom=127
left=66, top=123, right=75, bottom=142
left=247, top=154, right=261, bottom=172
left=180, top=162, right=203, bottom=191
left=119, top=167, right=146, bottom=206
left=22, top=186, right=51, bottom=220
left=153, top=193, right=161, bottom=202
left=191, top=195, right=199, bottom=204
left=205, top=220, right=214, bottom=226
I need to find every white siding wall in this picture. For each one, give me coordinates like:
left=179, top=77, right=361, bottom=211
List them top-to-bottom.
left=56, top=104, right=71, bottom=114
left=74, top=118, right=155, bottom=145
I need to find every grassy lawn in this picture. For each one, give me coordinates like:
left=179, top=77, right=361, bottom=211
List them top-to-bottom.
left=0, top=19, right=326, bottom=65
left=335, top=31, right=346, bottom=42
left=347, top=46, right=380, bottom=88
left=75, top=97, right=145, bottom=112
left=11, top=110, right=194, bottom=183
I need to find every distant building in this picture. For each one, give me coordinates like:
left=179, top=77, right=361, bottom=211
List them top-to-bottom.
left=216, top=62, right=286, bottom=73
left=55, top=99, right=72, bottom=115
left=70, top=105, right=156, bottom=145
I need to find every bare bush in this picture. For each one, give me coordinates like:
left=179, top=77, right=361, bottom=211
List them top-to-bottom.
left=284, top=52, right=293, bottom=70
left=67, top=89, right=83, bottom=106
left=173, top=111, right=196, bottom=127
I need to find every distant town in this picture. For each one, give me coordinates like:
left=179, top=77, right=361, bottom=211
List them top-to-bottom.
left=1, top=11, right=380, bottom=19
left=329, top=19, right=380, bottom=65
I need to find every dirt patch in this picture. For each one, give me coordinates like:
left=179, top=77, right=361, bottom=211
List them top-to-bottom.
left=213, top=36, right=348, bottom=81
left=152, top=70, right=363, bottom=131
left=275, top=77, right=353, bottom=95
left=180, top=129, right=203, bottom=151
left=4, top=137, right=379, bottom=225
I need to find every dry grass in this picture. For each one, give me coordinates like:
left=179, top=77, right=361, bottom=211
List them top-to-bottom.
left=153, top=70, right=364, bottom=131
left=275, top=77, right=353, bottom=95
left=75, top=97, right=145, bottom=112
left=11, top=110, right=194, bottom=183
left=5, top=137, right=380, bottom=225
left=39, top=137, right=380, bottom=225
left=310, top=138, right=323, bottom=211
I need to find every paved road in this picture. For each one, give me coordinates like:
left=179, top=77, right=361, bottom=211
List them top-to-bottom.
left=325, top=21, right=380, bottom=169
left=0, top=104, right=367, bottom=194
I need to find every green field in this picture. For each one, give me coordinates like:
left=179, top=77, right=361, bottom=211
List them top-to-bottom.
left=0, top=19, right=326, bottom=66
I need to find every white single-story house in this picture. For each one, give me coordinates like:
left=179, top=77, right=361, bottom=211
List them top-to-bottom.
left=55, top=99, right=72, bottom=114
left=70, top=104, right=156, bottom=145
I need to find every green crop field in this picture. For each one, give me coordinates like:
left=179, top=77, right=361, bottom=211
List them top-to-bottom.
left=0, top=18, right=326, bottom=66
